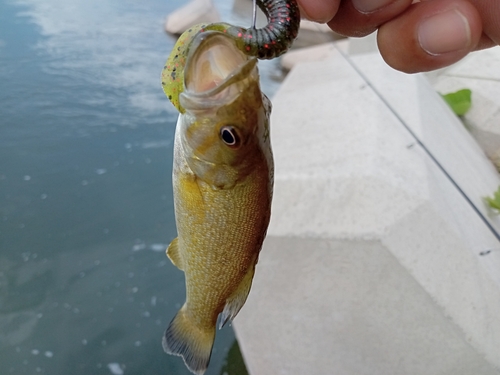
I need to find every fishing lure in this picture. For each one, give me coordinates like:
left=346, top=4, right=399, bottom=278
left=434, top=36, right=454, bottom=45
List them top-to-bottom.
left=161, top=0, right=300, bottom=112
left=211, top=0, right=300, bottom=59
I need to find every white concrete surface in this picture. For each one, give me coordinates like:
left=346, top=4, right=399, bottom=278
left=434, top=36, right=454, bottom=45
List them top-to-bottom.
left=164, top=0, right=220, bottom=35
left=293, top=20, right=342, bottom=50
left=280, top=34, right=374, bottom=72
left=233, top=40, right=500, bottom=374
left=344, top=41, right=500, bottom=233
left=281, top=42, right=337, bottom=71
left=426, top=47, right=500, bottom=169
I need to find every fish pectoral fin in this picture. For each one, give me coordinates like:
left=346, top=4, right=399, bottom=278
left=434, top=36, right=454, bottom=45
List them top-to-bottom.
left=166, top=238, right=184, bottom=271
left=219, top=260, right=256, bottom=329
left=163, top=304, right=215, bottom=375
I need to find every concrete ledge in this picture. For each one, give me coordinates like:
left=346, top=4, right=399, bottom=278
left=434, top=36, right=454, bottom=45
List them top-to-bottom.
left=164, top=0, right=220, bottom=35
left=293, top=20, right=342, bottom=50
left=234, top=43, right=500, bottom=374
left=281, top=43, right=337, bottom=71
left=345, top=44, right=500, bottom=232
left=427, top=47, right=500, bottom=168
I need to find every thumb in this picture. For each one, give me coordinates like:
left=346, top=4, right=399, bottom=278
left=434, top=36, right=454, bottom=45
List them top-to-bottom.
left=377, top=0, right=483, bottom=73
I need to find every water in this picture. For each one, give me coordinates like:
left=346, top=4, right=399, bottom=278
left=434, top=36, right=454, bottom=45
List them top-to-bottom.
left=0, top=0, right=279, bottom=373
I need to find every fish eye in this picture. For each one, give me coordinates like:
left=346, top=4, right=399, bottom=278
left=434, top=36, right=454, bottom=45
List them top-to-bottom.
left=220, top=126, right=240, bottom=148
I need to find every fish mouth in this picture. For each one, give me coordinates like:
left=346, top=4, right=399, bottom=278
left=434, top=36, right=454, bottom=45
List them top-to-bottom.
left=179, top=31, right=258, bottom=110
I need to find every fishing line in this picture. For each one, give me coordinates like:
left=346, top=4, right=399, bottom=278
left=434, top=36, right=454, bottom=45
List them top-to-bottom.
left=251, top=0, right=257, bottom=29
left=336, top=44, right=500, bottom=252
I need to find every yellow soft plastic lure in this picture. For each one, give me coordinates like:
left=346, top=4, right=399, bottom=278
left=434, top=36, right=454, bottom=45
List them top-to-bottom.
left=161, top=0, right=300, bottom=113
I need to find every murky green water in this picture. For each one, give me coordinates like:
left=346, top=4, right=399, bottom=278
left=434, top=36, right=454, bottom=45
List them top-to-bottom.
left=0, top=0, right=278, bottom=373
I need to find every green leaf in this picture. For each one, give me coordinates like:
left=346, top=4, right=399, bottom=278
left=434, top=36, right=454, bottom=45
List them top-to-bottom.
left=441, top=88, right=472, bottom=116
left=484, top=186, right=500, bottom=212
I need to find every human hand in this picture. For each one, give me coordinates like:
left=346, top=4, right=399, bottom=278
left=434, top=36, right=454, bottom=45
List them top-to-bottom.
left=297, top=0, right=498, bottom=73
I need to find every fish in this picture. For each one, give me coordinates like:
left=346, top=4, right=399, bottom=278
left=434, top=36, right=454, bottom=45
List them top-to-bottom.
left=161, top=1, right=300, bottom=373
left=162, top=30, right=274, bottom=375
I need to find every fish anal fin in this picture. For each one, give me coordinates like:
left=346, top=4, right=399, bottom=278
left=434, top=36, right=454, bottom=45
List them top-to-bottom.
left=166, top=238, right=184, bottom=271
left=219, top=261, right=256, bottom=329
left=163, top=304, right=215, bottom=375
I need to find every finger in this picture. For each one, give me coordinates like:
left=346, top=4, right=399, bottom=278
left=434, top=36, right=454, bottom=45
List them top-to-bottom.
left=296, top=0, right=341, bottom=23
left=328, top=0, right=414, bottom=37
left=377, top=0, right=482, bottom=73
left=469, top=0, right=500, bottom=45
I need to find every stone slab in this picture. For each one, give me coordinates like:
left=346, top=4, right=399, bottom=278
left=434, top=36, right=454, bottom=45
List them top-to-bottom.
left=164, top=0, right=220, bottom=35
left=233, top=42, right=500, bottom=375
left=281, top=42, right=337, bottom=71
left=345, top=46, right=500, bottom=233
left=426, top=47, right=500, bottom=167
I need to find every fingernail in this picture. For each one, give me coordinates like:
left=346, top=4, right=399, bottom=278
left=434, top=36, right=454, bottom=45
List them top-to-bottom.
left=352, top=0, right=394, bottom=13
left=418, top=9, right=471, bottom=55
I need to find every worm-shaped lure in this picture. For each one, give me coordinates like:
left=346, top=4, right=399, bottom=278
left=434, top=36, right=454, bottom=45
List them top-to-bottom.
left=161, top=0, right=300, bottom=112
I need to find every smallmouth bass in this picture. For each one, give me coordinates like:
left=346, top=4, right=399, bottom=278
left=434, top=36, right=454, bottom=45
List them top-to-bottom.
left=162, top=31, right=274, bottom=375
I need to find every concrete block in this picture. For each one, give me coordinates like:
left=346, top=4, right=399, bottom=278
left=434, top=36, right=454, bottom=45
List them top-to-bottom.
left=164, top=0, right=220, bottom=35
left=293, top=20, right=343, bottom=50
left=347, top=32, right=378, bottom=55
left=281, top=43, right=337, bottom=71
left=233, top=45, right=500, bottom=375
left=346, top=45, right=500, bottom=232
left=426, top=47, right=500, bottom=168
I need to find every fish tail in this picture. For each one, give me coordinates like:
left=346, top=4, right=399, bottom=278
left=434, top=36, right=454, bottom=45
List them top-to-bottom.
left=162, top=304, right=215, bottom=375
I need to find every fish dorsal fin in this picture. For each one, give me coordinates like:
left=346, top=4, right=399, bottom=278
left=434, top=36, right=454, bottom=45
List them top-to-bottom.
left=166, top=238, right=184, bottom=271
left=219, top=257, right=257, bottom=329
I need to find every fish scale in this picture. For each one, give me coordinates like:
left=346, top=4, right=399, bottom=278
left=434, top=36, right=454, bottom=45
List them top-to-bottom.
left=178, top=169, right=271, bottom=320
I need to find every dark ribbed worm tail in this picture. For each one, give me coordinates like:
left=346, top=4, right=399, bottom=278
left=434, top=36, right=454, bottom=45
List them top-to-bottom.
left=206, top=0, right=300, bottom=59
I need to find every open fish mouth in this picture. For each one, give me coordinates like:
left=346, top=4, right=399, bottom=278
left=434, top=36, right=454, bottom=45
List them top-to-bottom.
left=179, top=31, right=258, bottom=110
